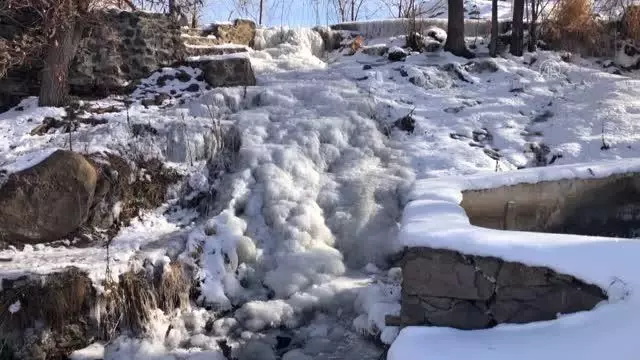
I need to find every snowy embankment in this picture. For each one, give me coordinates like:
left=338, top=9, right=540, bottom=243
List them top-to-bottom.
left=1, top=20, right=640, bottom=359
left=389, top=159, right=640, bottom=359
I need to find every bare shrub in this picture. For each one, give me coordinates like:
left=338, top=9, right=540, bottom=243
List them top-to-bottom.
left=543, top=0, right=611, bottom=56
left=404, top=2, right=424, bottom=51
left=621, top=5, right=640, bottom=41
left=351, top=35, right=365, bottom=53
left=100, top=261, right=191, bottom=338
left=155, top=262, right=190, bottom=311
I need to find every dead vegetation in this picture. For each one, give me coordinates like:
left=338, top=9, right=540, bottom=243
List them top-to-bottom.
left=540, top=0, right=640, bottom=57
left=542, top=0, right=610, bottom=56
left=621, top=5, right=640, bottom=42
left=84, top=153, right=182, bottom=241
left=121, top=158, right=182, bottom=223
left=100, top=261, right=191, bottom=338
left=0, top=262, right=191, bottom=356
left=156, top=262, right=191, bottom=311
left=0, top=268, right=96, bottom=359
left=0, top=268, right=94, bottom=332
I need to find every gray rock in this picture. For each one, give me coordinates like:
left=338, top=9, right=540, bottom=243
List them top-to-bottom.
left=1, top=12, right=258, bottom=106
left=207, top=19, right=256, bottom=47
left=312, top=26, right=343, bottom=51
left=362, top=45, right=389, bottom=57
left=388, top=48, right=407, bottom=62
left=198, top=57, right=257, bottom=88
left=465, top=59, right=500, bottom=73
left=184, top=83, right=200, bottom=92
left=141, top=93, right=170, bottom=107
left=0, top=150, right=97, bottom=244
left=83, top=152, right=138, bottom=232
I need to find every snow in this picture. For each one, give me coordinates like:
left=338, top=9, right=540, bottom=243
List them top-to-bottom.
left=2, top=19, right=640, bottom=360
left=186, top=52, right=250, bottom=62
left=0, top=147, right=58, bottom=173
left=0, top=210, right=187, bottom=290
left=8, top=300, right=21, bottom=313
left=389, top=302, right=639, bottom=360
left=70, top=343, right=105, bottom=360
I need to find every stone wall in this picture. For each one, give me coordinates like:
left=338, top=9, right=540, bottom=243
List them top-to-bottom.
left=0, top=10, right=186, bottom=110
left=69, top=10, right=186, bottom=97
left=0, top=12, right=260, bottom=111
left=330, top=19, right=511, bottom=38
left=461, top=172, right=640, bottom=238
left=397, top=247, right=606, bottom=330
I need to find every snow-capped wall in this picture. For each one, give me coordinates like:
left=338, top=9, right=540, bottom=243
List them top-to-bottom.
left=330, top=18, right=508, bottom=38
left=391, top=159, right=640, bottom=360
left=462, top=171, right=640, bottom=238
left=397, top=246, right=606, bottom=329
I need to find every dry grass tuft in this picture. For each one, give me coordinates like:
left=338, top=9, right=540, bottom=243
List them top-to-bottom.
left=543, top=0, right=612, bottom=56
left=622, top=5, right=640, bottom=41
left=351, top=35, right=365, bottom=54
left=99, top=261, right=191, bottom=339
left=155, top=262, right=190, bottom=312
left=0, top=263, right=190, bottom=354
left=0, top=268, right=95, bottom=333
left=0, top=268, right=96, bottom=358
left=100, top=269, right=157, bottom=337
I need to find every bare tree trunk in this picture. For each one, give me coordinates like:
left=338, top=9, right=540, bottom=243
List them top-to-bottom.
left=168, top=0, right=176, bottom=15
left=259, top=0, right=264, bottom=25
left=351, top=0, right=355, bottom=21
left=444, top=0, right=474, bottom=58
left=490, top=0, right=498, bottom=56
left=511, top=0, right=525, bottom=56
left=528, top=0, right=538, bottom=52
left=190, top=2, right=198, bottom=28
left=39, top=22, right=84, bottom=107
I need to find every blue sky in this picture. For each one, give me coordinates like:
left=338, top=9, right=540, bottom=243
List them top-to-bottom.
left=202, top=0, right=391, bottom=27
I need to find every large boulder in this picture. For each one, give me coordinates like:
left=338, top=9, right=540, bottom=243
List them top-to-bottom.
left=206, top=19, right=256, bottom=47
left=388, top=47, right=407, bottom=62
left=200, top=57, right=257, bottom=88
left=0, top=149, right=181, bottom=245
left=0, top=150, right=98, bottom=244
left=399, top=247, right=606, bottom=329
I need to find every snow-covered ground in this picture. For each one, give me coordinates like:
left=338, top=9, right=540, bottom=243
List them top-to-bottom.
left=1, top=24, right=640, bottom=359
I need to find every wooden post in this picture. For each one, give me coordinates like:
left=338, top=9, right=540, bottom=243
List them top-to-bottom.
left=503, top=201, right=517, bottom=230
left=385, top=315, right=403, bottom=327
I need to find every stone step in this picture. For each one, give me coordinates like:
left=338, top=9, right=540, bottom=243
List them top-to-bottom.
left=181, top=27, right=209, bottom=37
left=181, top=34, right=219, bottom=47
left=184, top=44, right=249, bottom=57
